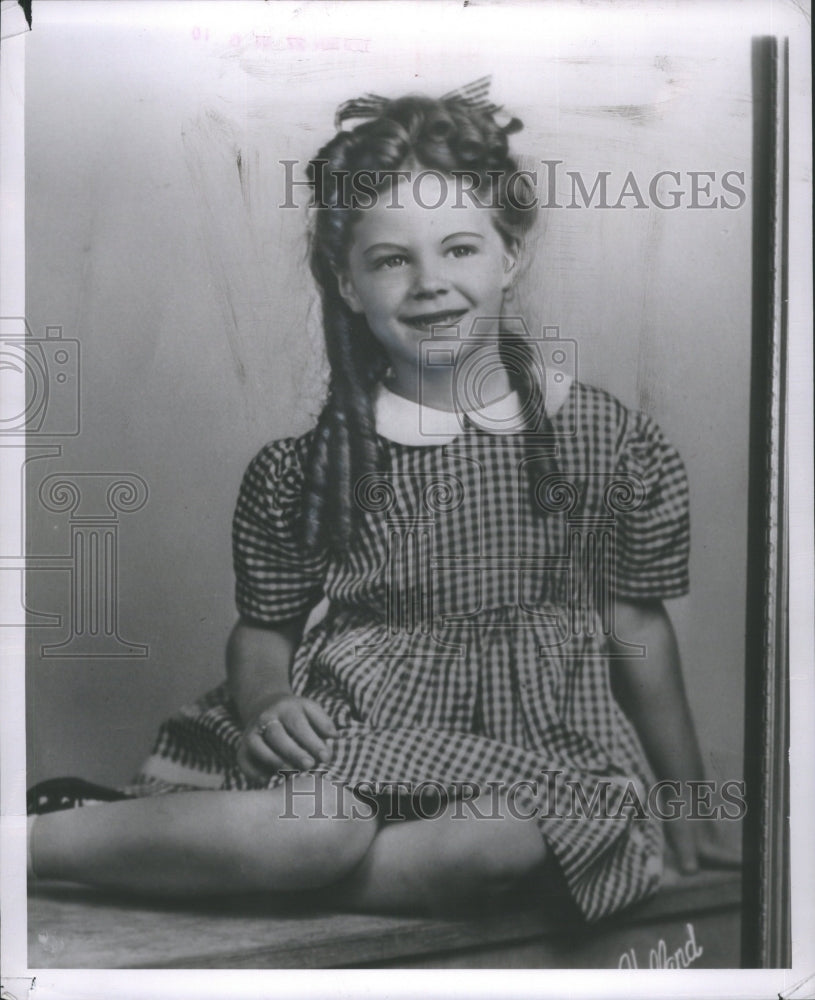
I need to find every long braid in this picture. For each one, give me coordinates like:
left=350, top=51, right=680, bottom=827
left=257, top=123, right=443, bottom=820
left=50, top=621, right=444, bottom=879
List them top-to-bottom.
left=302, top=278, right=387, bottom=550
left=327, top=306, right=387, bottom=546
left=499, top=333, right=560, bottom=509
left=301, top=405, right=331, bottom=550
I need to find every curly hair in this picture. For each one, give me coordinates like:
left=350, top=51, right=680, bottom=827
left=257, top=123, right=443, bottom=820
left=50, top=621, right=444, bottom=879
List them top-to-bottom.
left=300, top=92, right=550, bottom=554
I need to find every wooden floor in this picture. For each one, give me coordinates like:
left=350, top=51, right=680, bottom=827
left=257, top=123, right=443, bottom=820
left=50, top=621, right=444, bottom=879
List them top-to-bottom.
left=28, top=866, right=742, bottom=969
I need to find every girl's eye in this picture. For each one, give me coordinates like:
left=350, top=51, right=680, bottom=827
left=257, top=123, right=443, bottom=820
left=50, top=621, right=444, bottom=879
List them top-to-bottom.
left=448, top=244, right=477, bottom=259
left=374, top=254, right=408, bottom=270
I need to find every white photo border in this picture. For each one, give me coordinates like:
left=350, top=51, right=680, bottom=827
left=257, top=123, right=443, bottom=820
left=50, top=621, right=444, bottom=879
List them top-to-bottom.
left=2, top=1, right=813, bottom=996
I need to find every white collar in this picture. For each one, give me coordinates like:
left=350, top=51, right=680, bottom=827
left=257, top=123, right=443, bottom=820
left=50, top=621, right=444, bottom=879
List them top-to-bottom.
left=374, top=373, right=573, bottom=446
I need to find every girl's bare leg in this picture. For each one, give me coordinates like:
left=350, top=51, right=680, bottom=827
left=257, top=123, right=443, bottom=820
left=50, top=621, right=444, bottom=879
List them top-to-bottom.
left=31, top=775, right=376, bottom=895
left=337, top=794, right=547, bottom=915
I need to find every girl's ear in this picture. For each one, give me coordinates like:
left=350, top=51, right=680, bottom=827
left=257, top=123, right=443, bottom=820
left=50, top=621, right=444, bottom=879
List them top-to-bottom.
left=500, top=240, right=521, bottom=292
left=337, top=270, right=364, bottom=314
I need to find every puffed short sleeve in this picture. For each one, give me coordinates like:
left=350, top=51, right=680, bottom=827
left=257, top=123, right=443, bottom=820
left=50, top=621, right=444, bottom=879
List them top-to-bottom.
left=611, top=410, right=690, bottom=600
left=232, top=436, right=328, bottom=626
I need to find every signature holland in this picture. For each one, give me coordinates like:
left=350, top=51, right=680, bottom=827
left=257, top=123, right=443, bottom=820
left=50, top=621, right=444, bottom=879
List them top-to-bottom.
left=618, top=922, right=704, bottom=969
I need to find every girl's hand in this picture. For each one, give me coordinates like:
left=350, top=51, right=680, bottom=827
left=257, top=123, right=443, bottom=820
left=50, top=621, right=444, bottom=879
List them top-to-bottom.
left=237, top=694, right=338, bottom=784
left=666, top=813, right=743, bottom=875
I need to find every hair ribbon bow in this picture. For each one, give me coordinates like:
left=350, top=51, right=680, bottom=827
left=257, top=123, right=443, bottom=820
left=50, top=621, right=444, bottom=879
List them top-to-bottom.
left=334, top=76, right=521, bottom=134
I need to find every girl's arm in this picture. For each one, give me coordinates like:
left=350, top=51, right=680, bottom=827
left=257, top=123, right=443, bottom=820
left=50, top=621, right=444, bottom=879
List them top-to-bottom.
left=609, top=599, right=741, bottom=872
left=227, top=617, right=306, bottom=724
left=228, top=617, right=337, bottom=781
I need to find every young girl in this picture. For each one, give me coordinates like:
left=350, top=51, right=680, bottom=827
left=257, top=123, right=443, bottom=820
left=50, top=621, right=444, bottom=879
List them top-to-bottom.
left=27, top=84, right=736, bottom=923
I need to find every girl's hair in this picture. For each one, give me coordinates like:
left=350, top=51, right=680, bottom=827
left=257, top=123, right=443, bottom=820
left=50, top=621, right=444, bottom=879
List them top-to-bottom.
left=301, top=91, right=548, bottom=553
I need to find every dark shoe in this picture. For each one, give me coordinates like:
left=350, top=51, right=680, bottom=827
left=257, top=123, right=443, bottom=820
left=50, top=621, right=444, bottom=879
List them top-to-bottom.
left=27, top=777, right=133, bottom=814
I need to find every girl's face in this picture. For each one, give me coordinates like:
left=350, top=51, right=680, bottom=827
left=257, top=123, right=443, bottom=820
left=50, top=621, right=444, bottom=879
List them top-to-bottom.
left=337, top=174, right=518, bottom=371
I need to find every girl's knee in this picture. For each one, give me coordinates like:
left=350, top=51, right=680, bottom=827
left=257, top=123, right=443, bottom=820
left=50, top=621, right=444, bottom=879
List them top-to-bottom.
left=263, top=777, right=377, bottom=884
left=462, top=821, right=544, bottom=892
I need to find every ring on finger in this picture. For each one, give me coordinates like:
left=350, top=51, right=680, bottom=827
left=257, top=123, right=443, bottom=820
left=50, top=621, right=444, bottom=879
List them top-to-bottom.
left=256, top=718, right=278, bottom=740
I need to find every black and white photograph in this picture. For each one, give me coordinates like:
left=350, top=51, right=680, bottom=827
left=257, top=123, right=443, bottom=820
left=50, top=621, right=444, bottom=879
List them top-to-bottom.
left=1, top=1, right=812, bottom=996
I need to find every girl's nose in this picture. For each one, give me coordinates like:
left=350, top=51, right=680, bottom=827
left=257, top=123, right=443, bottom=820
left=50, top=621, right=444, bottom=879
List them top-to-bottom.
left=411, top=259, right=449, bottom=299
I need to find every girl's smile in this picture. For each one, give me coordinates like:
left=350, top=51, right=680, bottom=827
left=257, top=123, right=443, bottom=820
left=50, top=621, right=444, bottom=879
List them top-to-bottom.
left=338, top=175, right=517, bottom=406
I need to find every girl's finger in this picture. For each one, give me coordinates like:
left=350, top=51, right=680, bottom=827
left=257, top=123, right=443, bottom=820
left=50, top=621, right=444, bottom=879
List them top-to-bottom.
left=302, top=699, right=339, bottom=739
left=281, top=710, right=331, bottom=763
left=257, top=718, right=316, bottom=770
left=245, top=732, right=290, bottom=773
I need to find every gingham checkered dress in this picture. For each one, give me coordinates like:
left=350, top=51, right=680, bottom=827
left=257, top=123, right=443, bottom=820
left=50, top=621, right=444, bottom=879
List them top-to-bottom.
left=133, top=380, right=690, bottom=921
